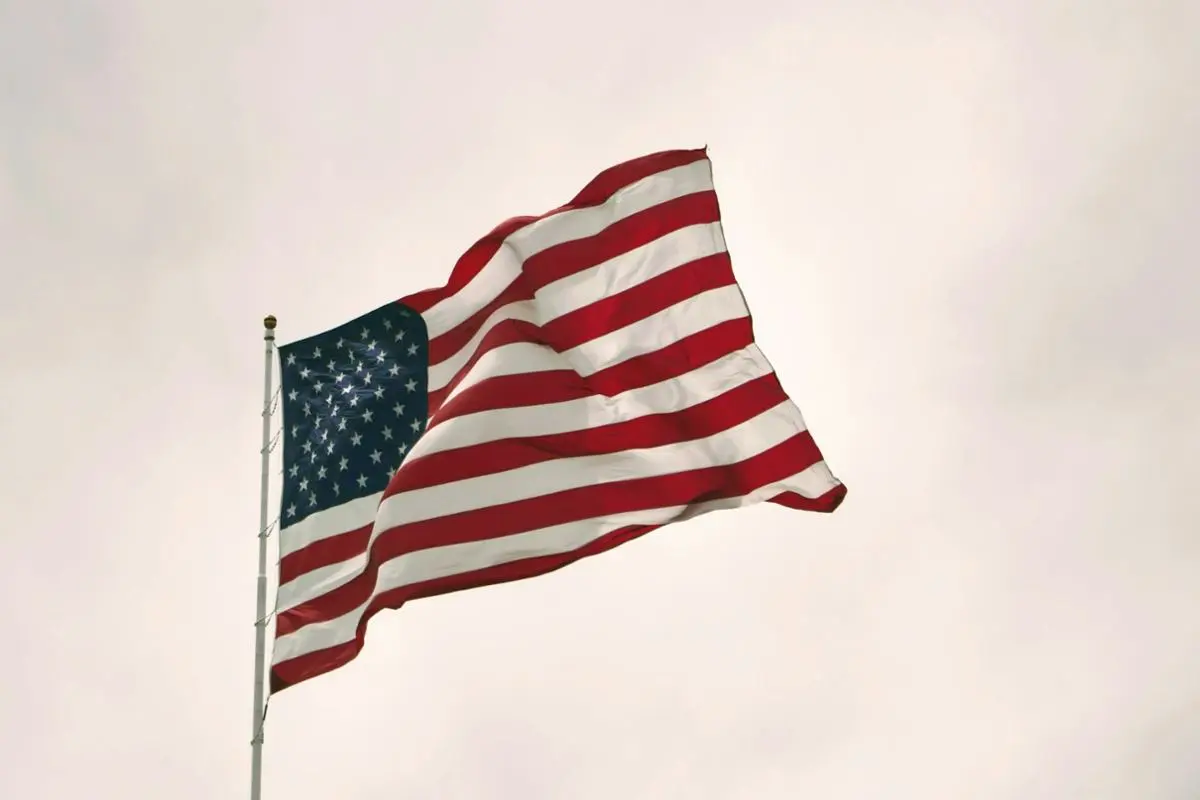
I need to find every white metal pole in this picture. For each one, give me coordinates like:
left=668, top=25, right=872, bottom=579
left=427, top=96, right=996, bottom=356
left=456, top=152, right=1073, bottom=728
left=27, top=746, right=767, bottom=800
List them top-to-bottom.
left=252, top=314, right=277, bottom=800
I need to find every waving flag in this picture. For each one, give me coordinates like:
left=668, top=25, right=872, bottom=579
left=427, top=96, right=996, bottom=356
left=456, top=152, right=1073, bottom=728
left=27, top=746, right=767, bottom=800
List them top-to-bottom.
left=270, top=148, right=847, bottom=692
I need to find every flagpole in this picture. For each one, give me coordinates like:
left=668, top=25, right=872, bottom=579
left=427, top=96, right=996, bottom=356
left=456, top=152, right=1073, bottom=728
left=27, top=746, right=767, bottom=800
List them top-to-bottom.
left=252, top=314, right=277, bottom=800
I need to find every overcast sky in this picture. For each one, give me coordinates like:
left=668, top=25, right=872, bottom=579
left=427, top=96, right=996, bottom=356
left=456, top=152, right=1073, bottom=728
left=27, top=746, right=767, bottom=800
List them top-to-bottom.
left=2, top=1, right=1198, bottom=798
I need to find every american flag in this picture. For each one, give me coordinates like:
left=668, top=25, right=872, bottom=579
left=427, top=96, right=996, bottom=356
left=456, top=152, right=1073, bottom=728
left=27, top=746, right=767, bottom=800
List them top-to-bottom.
left=271, top=148, right=847, bottom=692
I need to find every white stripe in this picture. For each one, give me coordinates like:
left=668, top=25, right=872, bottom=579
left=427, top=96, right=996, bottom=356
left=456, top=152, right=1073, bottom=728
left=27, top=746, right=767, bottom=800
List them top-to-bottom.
left=422, top=160, right=715, bottom=339
left=426, top=220, right=726, bottom=393
left=532, top=221, right=727, bottom=324
left=563, top=284, right=749, bottom=378
left=427, top=300, right=538, bottom=392
left=436, top=342, right=564, bottom=408
left=427, top=344, right=774, bottom=454
left=274, top=345, right=777, bottom=612
left=277, top=399, right=803, bottom=613
left=272, top=460, right=837, bottom=664
left=277, top=492, right=382, bottom=560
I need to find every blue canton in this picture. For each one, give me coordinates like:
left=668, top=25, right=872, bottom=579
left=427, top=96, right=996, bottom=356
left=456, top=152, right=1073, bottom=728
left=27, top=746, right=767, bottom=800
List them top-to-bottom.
left=278, top=302, right=429, bottom=528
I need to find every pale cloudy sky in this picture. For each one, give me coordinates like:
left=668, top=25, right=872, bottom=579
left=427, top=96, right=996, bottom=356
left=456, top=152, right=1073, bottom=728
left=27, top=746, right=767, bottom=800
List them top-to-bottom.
left=2, top=1, right=1198, bottom=797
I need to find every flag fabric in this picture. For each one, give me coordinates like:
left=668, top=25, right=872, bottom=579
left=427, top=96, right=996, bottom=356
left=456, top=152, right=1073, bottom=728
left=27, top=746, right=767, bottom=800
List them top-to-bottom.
left=271, top=148, right=847, bottom=692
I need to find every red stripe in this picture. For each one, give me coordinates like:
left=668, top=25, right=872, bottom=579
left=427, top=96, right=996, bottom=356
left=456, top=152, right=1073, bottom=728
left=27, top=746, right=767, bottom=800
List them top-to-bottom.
left=399, top=149, right=709, bottom=314
left=564, top=149, right=708, bottom=208
left=520, top=192, right=721, bottom=293
left=540, top=252, right=735, bottom=352
left=426, top=278, right=532, bottom=366
left=584, top=317, right=752, bottom=397
left=426, top=318, right=544, bottom=414
left=430, top=370, right=590, bottom=422
left=275, top=430, right=826, bottom=639
left=772, top=485, right=848, bottom=513
left=279, top=522, right=371, bottom=588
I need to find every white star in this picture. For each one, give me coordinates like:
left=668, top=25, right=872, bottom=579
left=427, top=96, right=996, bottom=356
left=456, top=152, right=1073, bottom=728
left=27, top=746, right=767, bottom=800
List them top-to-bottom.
left=383, top=319, right=392, bottom=330
left=360, top=327, right=370, bottom=340
left=394, top=330, right=405, bottom=342
left=336, top=337, right=345, bottom=349
left=367, top=340, right=377, bottom=352
left=407, top=343, right=418, bottom=356
left=313, top=347, right=322, bottom=358
left=376, top=349, right=388, bottom=362
left=286, top=353, right=296, bottom=366
left=327, top=359, right=336, bottom=371
left=355, top=361, right=364, bottom=374
left=387, top=364, right=400, bottom=377
left=299, top=367, right=311, bottom=379
left=336, top=372, right=347, bottom=384
left=363, top=373, right=372, bottom=385
left=405, top=378, right=417, bottom=392
left=313, top=380, right=324, bottom=393
left=341, top=382, right=353, bottom=395
left=374, top=387, right=385, bottom=399
left=288, top=389, right=298, bottom=402
left=325, top=394, right=333, bottom=405
left=349, top=394, right=359, bottom=407
left=393, top=403, right=405, bottom=416
left=303, top=404, right=312, bottom=417
left=363, top=409, right=374, bottom=423
left=337, top=418, right=348, bottom=431
left=411, top=418, right=422, bottom=433
left=291, top=425, right=300, bottom=438
left=381, top=426, right=393, bottom=441
left=320, top=429, right=329, bottom=442
left=350, top=432, right=362, bottom=446
left=301, top=441, right=313, bottom=454
left=326, top=442, right=334, bottom=455
left=398, top=443, right=408, bottom=455
left=369, top=450, right=382, bottom=464
left=310, top=452, right=318, bottom=463
left=338, top=457, right=349, bottom=471
left=288, top=464, right=299, bottom=478
left=317, top=466, right=327, bottom=479
left=356, top=474, right=368, bottom=489
left=298, top=478, right=309, bottom=492
left=332, top=483, right=341, bottom=496
left=308, top=492, right=317, bottom=507
left=286, top=504, right=297, bottom=517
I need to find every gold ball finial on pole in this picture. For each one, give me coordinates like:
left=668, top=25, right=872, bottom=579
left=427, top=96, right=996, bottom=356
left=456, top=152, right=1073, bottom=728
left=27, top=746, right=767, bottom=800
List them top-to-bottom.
left=263, top=315, right=277, bottom=331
